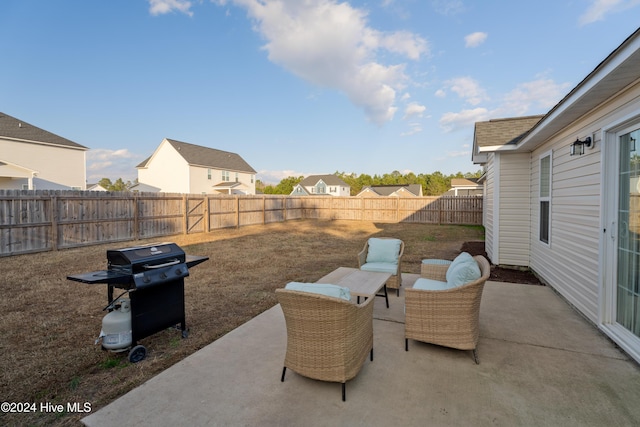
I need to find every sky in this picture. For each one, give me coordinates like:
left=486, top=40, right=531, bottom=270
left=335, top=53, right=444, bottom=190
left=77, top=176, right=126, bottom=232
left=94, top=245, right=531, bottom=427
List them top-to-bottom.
left=1, top=1, right=639, bottom=185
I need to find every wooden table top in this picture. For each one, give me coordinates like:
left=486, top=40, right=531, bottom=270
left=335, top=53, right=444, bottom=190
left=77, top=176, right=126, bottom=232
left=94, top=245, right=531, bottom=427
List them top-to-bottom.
left=316, top=267, right=391, bottom=297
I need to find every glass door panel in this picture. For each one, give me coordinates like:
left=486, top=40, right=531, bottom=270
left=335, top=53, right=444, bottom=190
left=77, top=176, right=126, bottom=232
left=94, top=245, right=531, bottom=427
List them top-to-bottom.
left=617, top=128, right=640, bottom=335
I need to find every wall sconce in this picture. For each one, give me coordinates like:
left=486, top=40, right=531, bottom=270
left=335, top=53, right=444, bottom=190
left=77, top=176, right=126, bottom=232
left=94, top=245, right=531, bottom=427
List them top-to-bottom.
left=570, top=136, right=592, bottom=156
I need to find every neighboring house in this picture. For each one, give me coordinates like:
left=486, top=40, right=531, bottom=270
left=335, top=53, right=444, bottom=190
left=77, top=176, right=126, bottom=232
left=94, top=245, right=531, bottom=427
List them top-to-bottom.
left=472, top=28, right=640, bottom=364
left=0, top=112, right=88, bottom=190
left=136, top=138, right=257, bottom=195
left=290, top=175, right=350, bottom=196
left=445, top=178, right=483, bottom=196
left=129, top=182, right=161, bottom=193
left=86, top=183, right=108, bottom=191
left=356, top=184, right=423, bottom=197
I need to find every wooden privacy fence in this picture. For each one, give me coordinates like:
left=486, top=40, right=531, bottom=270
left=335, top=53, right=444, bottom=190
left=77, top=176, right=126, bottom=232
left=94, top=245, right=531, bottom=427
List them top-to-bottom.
left=0, top=190, right=482, bottom=256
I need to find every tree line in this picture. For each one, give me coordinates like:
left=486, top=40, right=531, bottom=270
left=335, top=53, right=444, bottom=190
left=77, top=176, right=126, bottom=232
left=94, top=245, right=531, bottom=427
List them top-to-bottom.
left=257, top=170, right=483, bottom=196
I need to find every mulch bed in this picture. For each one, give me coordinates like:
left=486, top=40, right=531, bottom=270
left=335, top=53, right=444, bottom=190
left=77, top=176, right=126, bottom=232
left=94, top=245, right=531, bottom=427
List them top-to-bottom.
left=460, top=241, right=543, bottom=285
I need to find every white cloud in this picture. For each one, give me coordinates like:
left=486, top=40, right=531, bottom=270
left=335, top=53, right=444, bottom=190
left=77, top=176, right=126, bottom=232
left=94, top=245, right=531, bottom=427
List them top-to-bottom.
left=148, top=0, right=194, bottom=17
left=218, top=0, right=428, bottom=125
left=432, top=0, right=465, bottom=15
left=578, top=0, right=636, bottom=25
left=464, top=32, right=487, bottom=48
left=438, top=75, right=571, bottom=133
left=442, top=77, right=488, bottom=106
left=502, top=78, right=571, bottom=115
left=434, top=88, right=446, bottom=98
left=403, top=102, right=426, bottom=119
left=439, top=108, right=490, bottom=133
left=400, top=122, right=422, bottom=136
left=86, top=149, right=143, bottom=182
left=447, top=149, right=471, bottom=158
left=257, top=169, right=306, bottom=185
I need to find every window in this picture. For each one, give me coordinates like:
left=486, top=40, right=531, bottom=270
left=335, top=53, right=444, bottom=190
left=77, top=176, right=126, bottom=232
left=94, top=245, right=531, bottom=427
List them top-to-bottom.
left=539, top=152, right=552, bottom=244
left=207, top=169, right=212, bottom=180
left=222, top=171, right=230, bottom=182
left=235, top=172, right=239, bottom=182
left=251, top=175, right=254, bottom=184
left=317, top=182, right=326, bottom=194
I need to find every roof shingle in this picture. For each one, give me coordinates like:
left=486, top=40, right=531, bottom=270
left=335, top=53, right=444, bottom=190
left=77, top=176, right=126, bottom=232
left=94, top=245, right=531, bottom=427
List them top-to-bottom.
left=0, top=112, right=87, bottom=149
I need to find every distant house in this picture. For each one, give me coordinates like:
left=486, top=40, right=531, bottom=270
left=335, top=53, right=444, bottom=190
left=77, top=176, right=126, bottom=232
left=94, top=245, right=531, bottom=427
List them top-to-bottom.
left=472, top=28, right=640, bottom=364
left=0, top=112, right=88, bottom=190
left=136, top=138, right=257, bottom=195
left=290, top=175, right=350, bottom=196
left=445, top=178, right=483, bottom=196
left=129, top=182, right=161, bottom=193
left=86, top=183, right=108, bottom=192
left=356, top=184, right=423, bottom=197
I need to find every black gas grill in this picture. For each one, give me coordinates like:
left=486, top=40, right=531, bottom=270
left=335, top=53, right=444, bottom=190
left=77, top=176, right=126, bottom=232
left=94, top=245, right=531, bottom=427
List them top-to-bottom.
left=68, top=242, right=208, bottom=361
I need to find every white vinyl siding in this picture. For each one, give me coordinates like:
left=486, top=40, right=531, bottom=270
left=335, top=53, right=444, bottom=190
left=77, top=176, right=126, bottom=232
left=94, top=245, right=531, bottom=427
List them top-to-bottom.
left=0, top=139, right=86, bottom=190
left=138, top=140, right=190, bottom=193
left=496, top=153, right=531, bottom=266
left=484, top=155, right=496, bottom=263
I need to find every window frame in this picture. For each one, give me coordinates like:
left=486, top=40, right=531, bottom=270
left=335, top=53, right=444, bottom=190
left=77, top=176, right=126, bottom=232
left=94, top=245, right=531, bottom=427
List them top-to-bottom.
left=539, top=150, right=552, bottom=245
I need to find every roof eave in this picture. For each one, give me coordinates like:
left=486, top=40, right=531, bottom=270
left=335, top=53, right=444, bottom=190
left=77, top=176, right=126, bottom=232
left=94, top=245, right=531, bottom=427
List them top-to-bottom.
left=517, top=28, right=640, bottom=151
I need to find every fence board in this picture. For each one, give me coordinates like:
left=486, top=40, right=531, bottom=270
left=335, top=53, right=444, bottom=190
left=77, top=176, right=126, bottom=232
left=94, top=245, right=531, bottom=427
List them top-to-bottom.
left=0, top=190, right=482, bottom=256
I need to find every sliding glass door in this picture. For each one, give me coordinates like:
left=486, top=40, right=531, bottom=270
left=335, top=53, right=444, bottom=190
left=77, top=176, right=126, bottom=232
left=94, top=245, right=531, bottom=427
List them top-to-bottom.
left=616, top=127, right=640, bottom=336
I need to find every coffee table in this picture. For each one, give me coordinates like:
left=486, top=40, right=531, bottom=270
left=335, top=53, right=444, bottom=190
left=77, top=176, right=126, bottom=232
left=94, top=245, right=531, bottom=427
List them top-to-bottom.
left=317, top=267, right=391, bottom=308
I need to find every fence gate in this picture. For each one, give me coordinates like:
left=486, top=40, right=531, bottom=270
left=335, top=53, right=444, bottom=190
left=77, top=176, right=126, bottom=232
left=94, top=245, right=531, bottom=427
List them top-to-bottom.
left=186, top=196, right=206, bottom=234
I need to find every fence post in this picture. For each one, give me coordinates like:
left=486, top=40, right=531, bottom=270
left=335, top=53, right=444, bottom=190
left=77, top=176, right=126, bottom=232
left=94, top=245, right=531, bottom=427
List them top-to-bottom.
left=50, top=195, right=58, bottom=251
left=133, top=195, right=139, bottom=240
left=183, top=195, right=188, bottom=235
left=204, top=195, right=210, bottom=232
left=236, top=196, right=240, bottom=229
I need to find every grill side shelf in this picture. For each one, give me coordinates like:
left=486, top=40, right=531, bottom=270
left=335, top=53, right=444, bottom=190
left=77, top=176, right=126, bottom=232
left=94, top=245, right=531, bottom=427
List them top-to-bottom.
left=185, top=255, right=209, bottom=269
left=67, top=270, right=131, bottom=285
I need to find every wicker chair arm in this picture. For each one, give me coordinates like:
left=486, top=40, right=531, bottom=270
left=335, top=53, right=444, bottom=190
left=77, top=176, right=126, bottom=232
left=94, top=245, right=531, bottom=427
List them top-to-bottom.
left=357, top=247, right=367, bottom=268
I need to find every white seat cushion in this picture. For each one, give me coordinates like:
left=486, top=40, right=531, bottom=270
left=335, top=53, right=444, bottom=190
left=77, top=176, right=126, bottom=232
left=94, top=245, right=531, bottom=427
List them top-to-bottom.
left=360, top=262, right=397, bottom=275
left=413, top=278, right=456, bottom=291
left=284, top=282, right=351, bottom=301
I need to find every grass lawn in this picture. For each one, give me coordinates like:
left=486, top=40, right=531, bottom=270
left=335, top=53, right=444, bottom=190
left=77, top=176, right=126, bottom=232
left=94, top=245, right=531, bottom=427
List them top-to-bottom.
left=0, top=219, right=483, bottom=426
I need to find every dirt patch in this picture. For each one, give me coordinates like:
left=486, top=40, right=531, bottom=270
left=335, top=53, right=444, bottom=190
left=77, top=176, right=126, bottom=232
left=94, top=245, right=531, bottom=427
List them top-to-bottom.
left=460, top=241, right=542, bottom=285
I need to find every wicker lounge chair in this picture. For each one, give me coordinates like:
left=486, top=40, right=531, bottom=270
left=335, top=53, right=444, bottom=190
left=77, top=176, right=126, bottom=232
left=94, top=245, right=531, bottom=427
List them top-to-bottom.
left=357, top=237, right=404, bottom=296
left=405, top=255, right=490, bottom=364
left=276, top=288, right=374, bottom=401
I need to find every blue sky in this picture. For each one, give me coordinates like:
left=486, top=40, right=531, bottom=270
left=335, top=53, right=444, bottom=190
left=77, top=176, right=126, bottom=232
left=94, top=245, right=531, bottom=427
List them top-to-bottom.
left=1, top=1, right=639, bottom=185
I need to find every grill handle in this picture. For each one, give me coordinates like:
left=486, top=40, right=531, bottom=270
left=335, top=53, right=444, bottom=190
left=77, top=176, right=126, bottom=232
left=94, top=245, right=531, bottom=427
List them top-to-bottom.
left=143, top=259, right=181, bottom=269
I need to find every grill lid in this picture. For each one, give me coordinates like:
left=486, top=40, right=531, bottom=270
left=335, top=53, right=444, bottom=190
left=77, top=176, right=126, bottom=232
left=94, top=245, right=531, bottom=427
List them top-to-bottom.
left=107, top=242, right=186, bottom=271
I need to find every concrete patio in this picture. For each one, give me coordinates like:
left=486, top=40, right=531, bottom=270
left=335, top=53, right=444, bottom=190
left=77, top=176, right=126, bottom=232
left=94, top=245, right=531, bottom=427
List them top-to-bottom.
left=83, top=275, right=640, bottom=426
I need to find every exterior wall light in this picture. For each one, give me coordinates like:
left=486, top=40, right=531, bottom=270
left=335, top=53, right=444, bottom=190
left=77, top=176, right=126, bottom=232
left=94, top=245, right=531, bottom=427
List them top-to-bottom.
left=570, top=136, right=592, bottom=156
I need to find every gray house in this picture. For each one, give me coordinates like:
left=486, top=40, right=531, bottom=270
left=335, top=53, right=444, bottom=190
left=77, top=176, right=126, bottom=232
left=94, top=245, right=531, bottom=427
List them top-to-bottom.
left=473, top=28, right=640, bottom=364
left=290, top=175, right=350, bottom=196
left=356, top=184, right=423, bottom=197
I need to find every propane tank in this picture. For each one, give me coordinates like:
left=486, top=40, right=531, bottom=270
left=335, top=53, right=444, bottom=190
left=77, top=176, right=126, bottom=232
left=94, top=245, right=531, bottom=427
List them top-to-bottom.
left=100, top=298, right=132, bottom=351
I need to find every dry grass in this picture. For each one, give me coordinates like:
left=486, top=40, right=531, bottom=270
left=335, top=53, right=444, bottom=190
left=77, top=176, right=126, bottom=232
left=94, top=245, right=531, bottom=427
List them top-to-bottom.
left=0, top=219, right=483, bottom=426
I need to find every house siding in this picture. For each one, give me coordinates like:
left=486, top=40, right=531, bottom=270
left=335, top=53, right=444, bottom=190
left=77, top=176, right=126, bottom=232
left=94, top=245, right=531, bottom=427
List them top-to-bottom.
left=529, top=81, right=640, bottom=324
left=0, top=139, right=86, bottom=189
left=138, top=140, right=190, bottom=193
left=497, top=153, right=531, bottom=266
left=484, top=154, right=496, bottom=263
